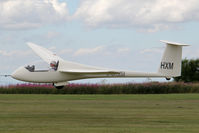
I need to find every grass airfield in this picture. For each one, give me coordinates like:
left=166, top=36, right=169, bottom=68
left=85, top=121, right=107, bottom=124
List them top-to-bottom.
left=0, top=94, right=199, bottom=133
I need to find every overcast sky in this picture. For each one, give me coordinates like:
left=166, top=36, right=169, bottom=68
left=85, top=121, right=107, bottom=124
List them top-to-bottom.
left=0, top=0, right=199, bottom=85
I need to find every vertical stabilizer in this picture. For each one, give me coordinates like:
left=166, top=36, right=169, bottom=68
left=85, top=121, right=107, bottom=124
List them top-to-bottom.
left=158, top=40, right=189, bottom=78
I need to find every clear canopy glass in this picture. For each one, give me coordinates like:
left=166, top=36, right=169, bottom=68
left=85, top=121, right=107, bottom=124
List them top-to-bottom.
left=24, top=60, right=58, bottom=72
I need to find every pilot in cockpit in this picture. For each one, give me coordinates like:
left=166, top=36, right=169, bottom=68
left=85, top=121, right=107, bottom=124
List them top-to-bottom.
left=25, top=61, right=58, bottom=72
left=50, top=61, right=58, bottom=71
left=25, top=65, right=35, bottom=72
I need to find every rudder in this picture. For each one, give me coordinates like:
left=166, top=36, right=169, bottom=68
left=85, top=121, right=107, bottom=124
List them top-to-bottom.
left=158, top=40, right=189, bottom=78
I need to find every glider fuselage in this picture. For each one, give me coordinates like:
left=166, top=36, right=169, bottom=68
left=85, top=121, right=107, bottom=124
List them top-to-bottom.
left=12, top=66, right=165, bottom=83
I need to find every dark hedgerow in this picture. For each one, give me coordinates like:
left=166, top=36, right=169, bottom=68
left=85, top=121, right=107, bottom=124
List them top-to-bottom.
left=0, top=82, right=199, bottom=94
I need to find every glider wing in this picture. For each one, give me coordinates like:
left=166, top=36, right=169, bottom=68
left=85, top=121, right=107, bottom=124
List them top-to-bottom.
left=27, top=42, right=63, bottom=64
left=59, top=69, right=120, bottom=74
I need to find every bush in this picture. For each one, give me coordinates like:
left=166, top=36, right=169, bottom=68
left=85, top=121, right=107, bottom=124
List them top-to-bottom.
left=174, top=58, right=199, bottom=82
left=0, top=82, right=199, bottom=94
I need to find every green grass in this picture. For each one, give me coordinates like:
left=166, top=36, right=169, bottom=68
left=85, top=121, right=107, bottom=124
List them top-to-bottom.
left=0, top=94, right=199, bottom=133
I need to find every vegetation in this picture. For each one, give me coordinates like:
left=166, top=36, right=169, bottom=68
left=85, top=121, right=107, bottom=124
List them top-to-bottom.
left=174, top=58, right=199, bottom=82
left=1, top=82, right=199, bottom=94
left=0, top=94, right=199, bottom=133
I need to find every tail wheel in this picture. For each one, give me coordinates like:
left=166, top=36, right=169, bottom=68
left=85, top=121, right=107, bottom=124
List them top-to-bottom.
left=166, top=78, right=171, bottom=81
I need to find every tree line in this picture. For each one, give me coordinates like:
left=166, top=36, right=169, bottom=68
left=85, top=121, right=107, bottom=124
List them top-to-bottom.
left=174, top=58, right=199, bottom=82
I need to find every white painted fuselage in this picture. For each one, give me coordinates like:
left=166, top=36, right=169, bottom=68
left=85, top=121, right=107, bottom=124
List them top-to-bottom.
left=12, top=66, right=164, bottom=83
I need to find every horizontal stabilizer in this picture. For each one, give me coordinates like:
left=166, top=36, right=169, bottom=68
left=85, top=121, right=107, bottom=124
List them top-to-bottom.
left=160, top=40, right=190, bottom=46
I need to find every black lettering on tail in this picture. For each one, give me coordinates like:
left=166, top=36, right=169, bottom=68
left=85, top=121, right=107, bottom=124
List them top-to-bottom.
left=160, top=62, right=174, bottom=70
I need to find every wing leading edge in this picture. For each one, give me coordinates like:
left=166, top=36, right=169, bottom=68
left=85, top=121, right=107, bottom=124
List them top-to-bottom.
left=58, top=59, right=121, bottom=74
left=59, top=69, right=120, bottom=74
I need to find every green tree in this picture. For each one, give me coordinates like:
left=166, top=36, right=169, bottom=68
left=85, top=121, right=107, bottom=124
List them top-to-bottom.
left=174, top=59, right=199, bottom=82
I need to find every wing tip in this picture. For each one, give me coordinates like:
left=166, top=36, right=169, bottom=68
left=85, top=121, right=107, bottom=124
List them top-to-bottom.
left=26, top=42, right=37, bottom=48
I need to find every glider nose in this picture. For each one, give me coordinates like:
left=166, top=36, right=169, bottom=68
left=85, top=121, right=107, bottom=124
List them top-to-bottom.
left=11, top=67, right=26, bottom=80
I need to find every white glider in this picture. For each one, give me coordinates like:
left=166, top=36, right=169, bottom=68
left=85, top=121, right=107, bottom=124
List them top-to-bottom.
left=11, top=41, right=189, bottom=89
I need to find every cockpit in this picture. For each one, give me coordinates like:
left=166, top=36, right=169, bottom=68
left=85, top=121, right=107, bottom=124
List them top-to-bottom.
left=25, top=61, right=59, bottom=72
left=25, top=65, right=35, bottom=72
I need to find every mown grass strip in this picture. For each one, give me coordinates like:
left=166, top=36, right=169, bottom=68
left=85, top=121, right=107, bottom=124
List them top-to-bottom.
left=0, top=94, right=199, bottom=133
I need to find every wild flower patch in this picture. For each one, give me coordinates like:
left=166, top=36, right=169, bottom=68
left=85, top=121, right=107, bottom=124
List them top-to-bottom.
left=0, top=82, right=198, bottom=94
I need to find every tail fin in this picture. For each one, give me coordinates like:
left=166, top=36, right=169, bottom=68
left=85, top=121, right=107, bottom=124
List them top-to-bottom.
left=158, top=40, right=189, bottom=79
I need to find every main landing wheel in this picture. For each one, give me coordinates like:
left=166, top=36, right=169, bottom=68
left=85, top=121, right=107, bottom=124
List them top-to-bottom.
left=53, top=83, right=65, bottom=89
left=55, top=86, right=64, bottom=89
